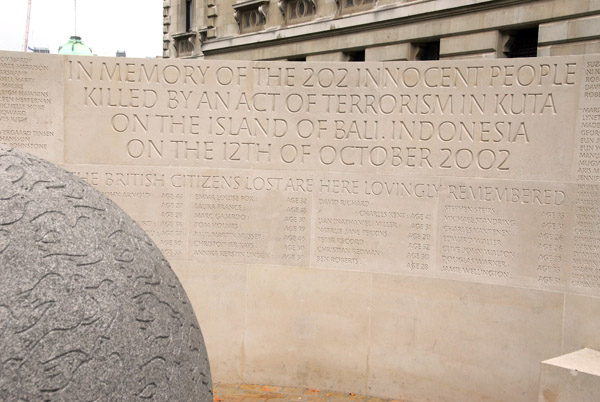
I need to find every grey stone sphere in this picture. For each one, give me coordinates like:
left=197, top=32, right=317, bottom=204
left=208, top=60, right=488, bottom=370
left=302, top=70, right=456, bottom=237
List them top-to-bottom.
left=0, top=145, right=212, bottom=401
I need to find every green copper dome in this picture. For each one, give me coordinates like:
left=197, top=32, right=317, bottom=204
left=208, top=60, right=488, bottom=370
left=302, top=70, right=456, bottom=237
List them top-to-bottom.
left=58, top=36, right=93, bottom=55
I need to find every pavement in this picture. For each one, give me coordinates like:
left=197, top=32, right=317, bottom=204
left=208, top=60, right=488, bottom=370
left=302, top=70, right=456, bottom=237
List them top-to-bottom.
left=213, top=383, right=404, bottom=402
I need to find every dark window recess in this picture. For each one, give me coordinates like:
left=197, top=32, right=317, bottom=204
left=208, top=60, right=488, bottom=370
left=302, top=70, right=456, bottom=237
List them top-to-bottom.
left=186, top=0, right=193, bottom=32
left=287, top=0, right=315, bottom=20
left=345, top=0, right=373, bottom=7
left=241, top=9, right=265, bottom=30
left=505, top=27, right=538, bottom=58
left=416, top=41, right=440, bottom=61
left=345, top=49, right=365, bottom=62
left=288, top=56, right=306, bottom=61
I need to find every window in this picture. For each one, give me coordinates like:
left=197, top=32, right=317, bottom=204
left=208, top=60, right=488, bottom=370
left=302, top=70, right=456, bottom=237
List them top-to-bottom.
left=185, top=0, right=193, bottom=32
left=287, top=0, right=315, bottom=21
left=342, top=0, right=374, bottom=14
left=345, top=0, right=373, bottom=7
left=233, top=1, right=269, bottom=34
left=240, top=8, right=265, bottom=32
left=503, top=27, right=538, bottom=58
left=172, top=32, right=197, bottom=57
left=414, top=40, right=440, bottom=60
left=345, top=49, right=365, bottom=62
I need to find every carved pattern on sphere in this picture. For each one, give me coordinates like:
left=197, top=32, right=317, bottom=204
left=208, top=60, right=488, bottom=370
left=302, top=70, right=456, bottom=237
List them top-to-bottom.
left=0, top=145, right=212, bottom=401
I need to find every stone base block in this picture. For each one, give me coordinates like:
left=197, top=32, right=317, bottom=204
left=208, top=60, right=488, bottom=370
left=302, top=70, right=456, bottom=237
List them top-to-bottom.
left=539, top=348, right=600, bottom=402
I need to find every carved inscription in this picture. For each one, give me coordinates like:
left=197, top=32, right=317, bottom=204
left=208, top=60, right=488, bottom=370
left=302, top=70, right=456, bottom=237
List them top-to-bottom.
left=3, top=51, right=600, bottom=296
left=0, top=54, right=63, bottom=162
left=56, top=55, right=595, bottom=295
left=572, top=56, right=600, bottom=292
left=64, top=59, right=578, bottom=181
left=72, top=166, right=315, bottom=266
left=72, top=167, right=188, bottom=259
left=188, top=172, right=312, bottom=265
left=314, top=175, right=437, bottom=273
left=438, top=180, right=572, bottom=288
left=572, top=184, right=600, bottom=290
left=440, top=204, right=516, bottom=281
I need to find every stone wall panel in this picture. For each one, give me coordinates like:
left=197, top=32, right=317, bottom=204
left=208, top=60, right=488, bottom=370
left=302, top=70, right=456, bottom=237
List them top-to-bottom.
left=3, top=50, right=600, bottom=400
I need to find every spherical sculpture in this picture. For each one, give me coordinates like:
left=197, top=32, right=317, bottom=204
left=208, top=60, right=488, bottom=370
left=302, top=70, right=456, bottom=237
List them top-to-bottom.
left=0, top=145, right=212, bottom=401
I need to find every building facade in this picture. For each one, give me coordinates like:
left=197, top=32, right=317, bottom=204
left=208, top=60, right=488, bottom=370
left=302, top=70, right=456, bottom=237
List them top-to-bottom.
left=162, top=0, right=600, bottom=61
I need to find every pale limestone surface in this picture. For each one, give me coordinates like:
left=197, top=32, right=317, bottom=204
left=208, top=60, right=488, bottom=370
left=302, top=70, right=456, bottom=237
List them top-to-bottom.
left=538, top=15, right=600, bottom=45
left=439, top=31, right=500, bottom=59
left=365, top=43, right=411, bottom=61
left=3, top=50, right=600, bottom=401
left=173, top=261, right=247, bottom=381
left=244, top=265, right=371, bottom=393
left=370, top=275, right=564, bottom=402
left=563, top=295, right=600, bottom=354
left=538, top=349, right=600, bottom=402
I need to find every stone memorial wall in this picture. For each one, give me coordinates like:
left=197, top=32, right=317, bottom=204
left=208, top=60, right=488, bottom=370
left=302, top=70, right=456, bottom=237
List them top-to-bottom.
left=2, top=50, right=600, bottom=401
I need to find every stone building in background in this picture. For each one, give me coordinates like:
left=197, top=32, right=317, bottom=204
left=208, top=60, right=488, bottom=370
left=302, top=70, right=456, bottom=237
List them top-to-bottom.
left=162, top=0, right=600, bottom=60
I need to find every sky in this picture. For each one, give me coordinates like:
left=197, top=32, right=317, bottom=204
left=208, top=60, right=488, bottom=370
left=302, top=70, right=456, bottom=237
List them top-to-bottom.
left=0, top=0, right=163, bottom=58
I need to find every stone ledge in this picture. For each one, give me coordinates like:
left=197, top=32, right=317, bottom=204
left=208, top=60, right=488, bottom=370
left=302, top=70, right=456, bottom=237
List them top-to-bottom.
left=539, top=15, right=600, bottom=45
left=539, top=348, right=600, bottom=402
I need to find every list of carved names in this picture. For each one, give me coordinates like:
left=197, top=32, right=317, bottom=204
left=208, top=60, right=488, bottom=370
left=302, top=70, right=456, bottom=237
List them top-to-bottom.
left=3, top=51, right=600, bottom=295
left=0, top=53, right=63, bottom=162
left=573, top=56, right=600, bottom=293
